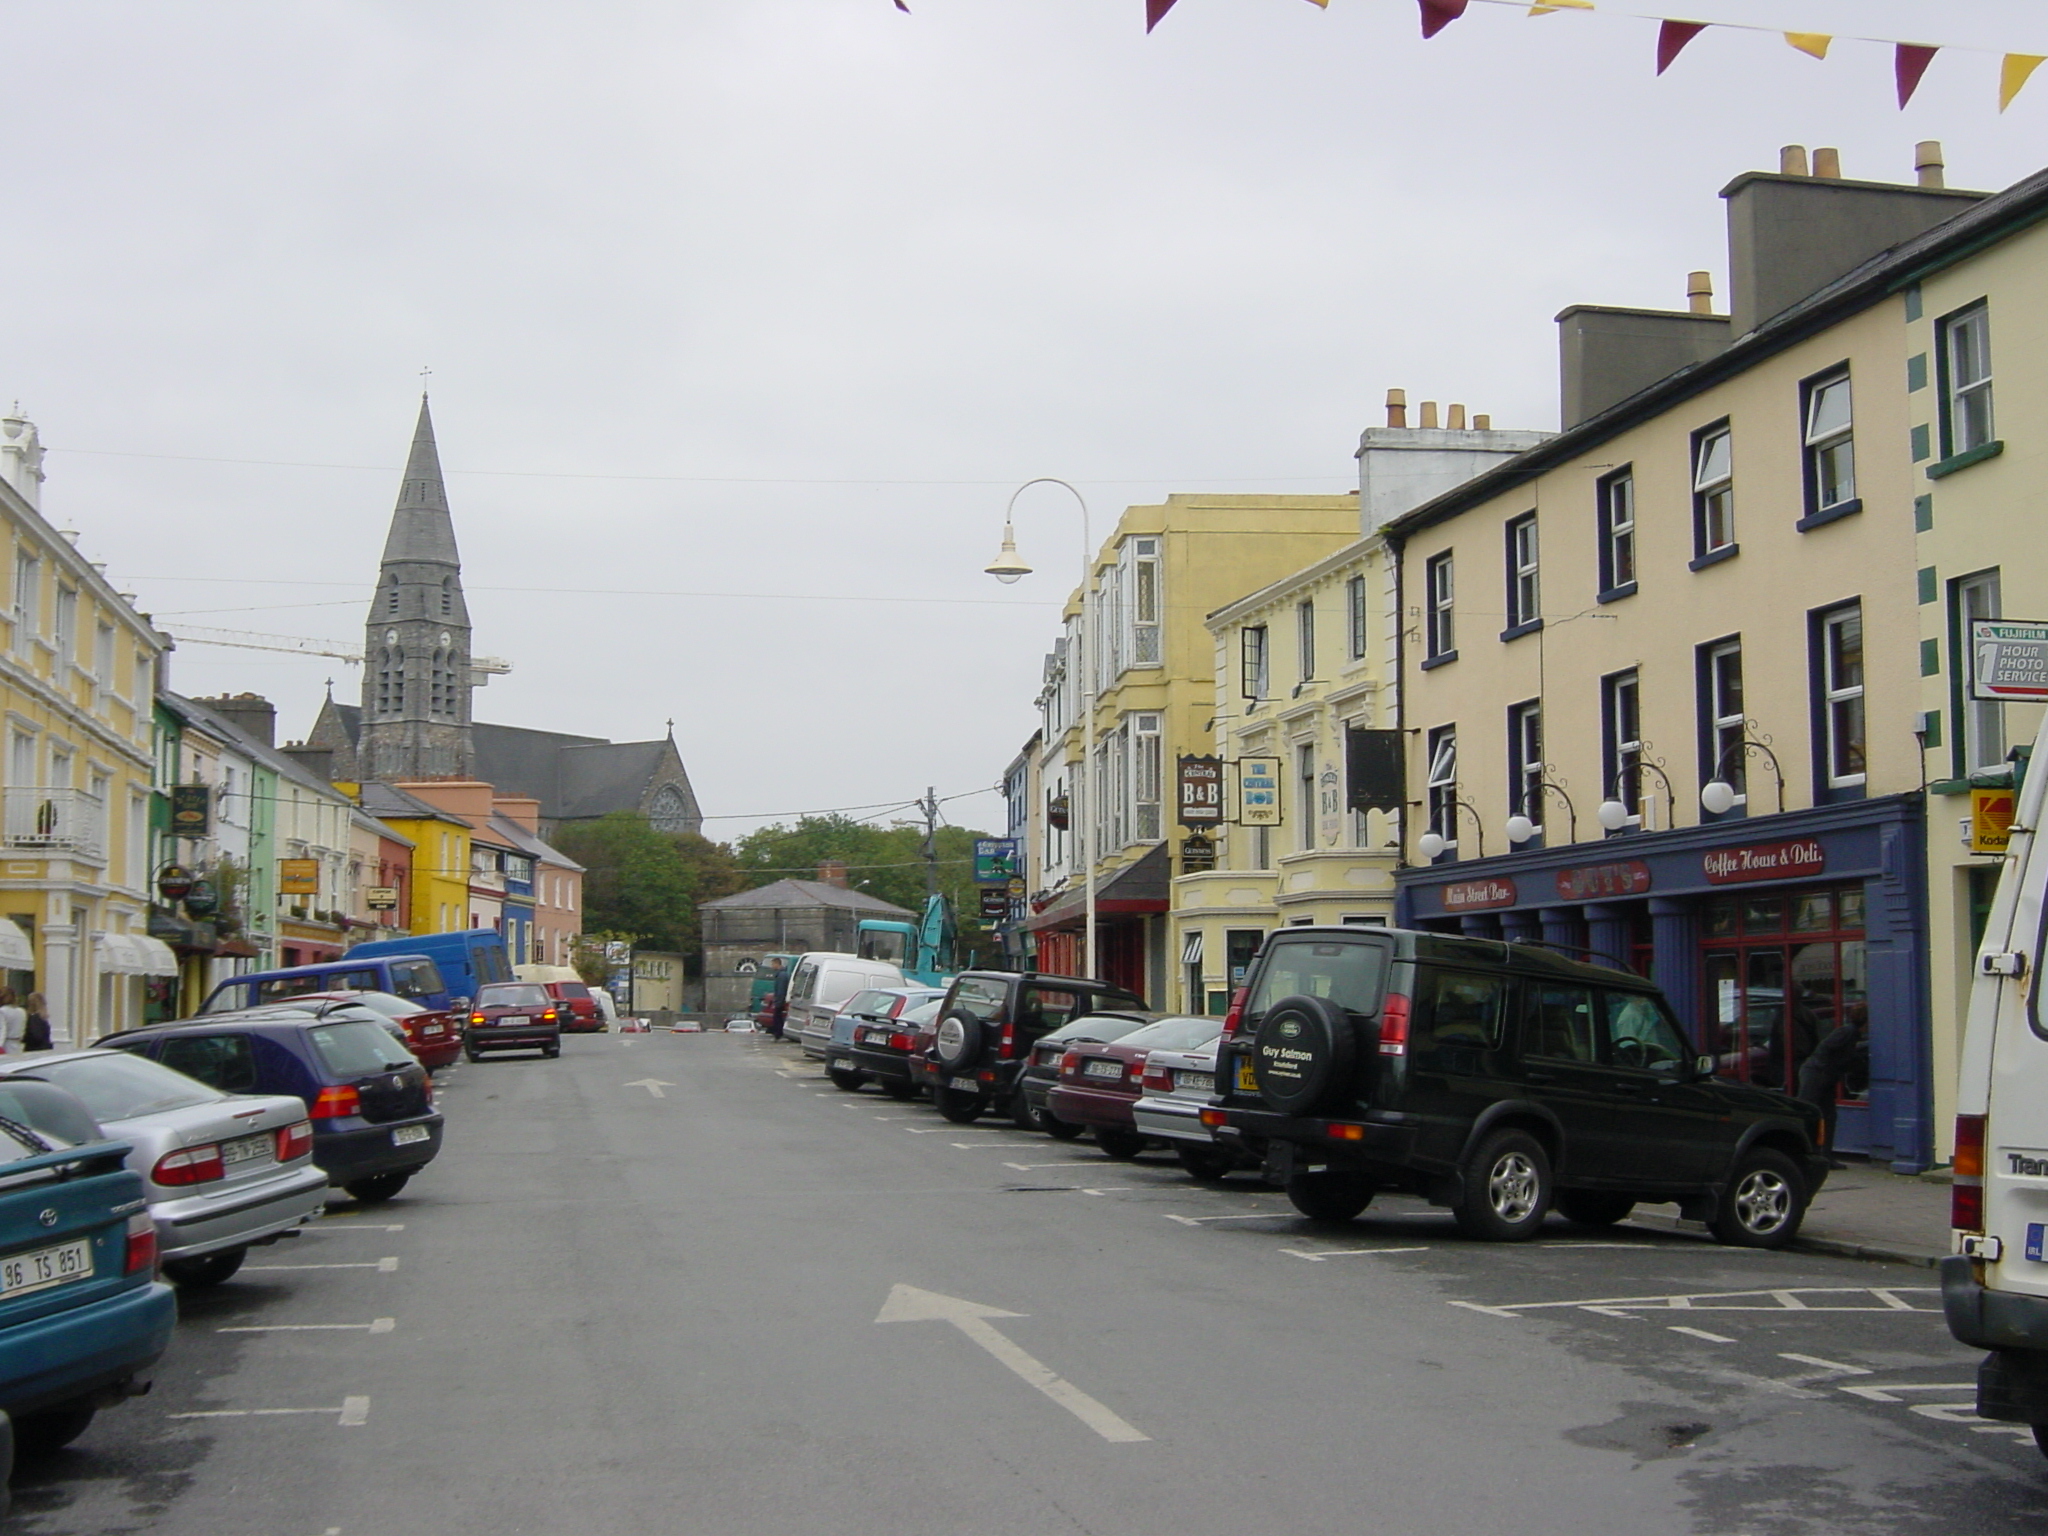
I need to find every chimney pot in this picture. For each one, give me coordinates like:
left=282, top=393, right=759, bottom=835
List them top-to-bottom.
left=1915, top=139, right=1946, bottom=188
left=1779, top=144, right=1810, bottom=176
left=1812, top=147, right=1842, bottom=180
left=1686, top=270, right=1715, bottom=314
left=1384, top=387, right=1408, bottom=428
left=1419, top=400, right=1440, bottom=429
left=1446, top=403, right=1467, bottom=430
left=1472, top=414, right=1491, bottom=430
left=817, top=860, right=849, bottom=888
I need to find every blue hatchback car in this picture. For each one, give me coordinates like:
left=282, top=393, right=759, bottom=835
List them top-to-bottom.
left=100, top=1009, right=443, bottom=1204
left=0, top=1077, right=176, bottom=1456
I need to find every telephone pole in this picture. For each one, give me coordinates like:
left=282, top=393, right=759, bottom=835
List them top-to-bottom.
left=920, top=786, right=940, bottom=900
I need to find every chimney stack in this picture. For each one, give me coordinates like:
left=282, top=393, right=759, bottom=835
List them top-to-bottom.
left=1916, top=140, right=1946, bottom=188
left=1779, top=145, right=1810, bottom=177
left=1811, top=147, right=1842, bottom=180
left=1686, top=271, right=1715, bottom=314
left=1385, top=388, right=1408, bottom=428
left=1419, top=400, right=1440, bottom=429
left=1446, top=403, right=1467, bottom=430
left=202, top=692, right=277, bottom=748
left=817, top=860, right=849, bottom=889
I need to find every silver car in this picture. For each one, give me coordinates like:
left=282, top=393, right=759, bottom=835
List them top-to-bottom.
left=1131, top=1040, right=1247, bottom=1181
left=0, top=1050, right=329, bottom=1288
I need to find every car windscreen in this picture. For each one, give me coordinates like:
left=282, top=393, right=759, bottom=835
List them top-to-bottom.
left=1246, top=938, right=1389, bottom=1021
left=389, top=959, right=445, bottom=999
left=477, top=984, right=550, bottom=1009
left=844, top=991, right=894, bottom=1019
left=336, top=992, right=427, bottom=1021
left=902, top=999, right=943, bottom=1026
left=1040, top=1013, right=1155, bottom=1047
left=1119, top=1017, right=1222, bottom=1052
left=308, top=1022, right=418, bottom=1078
left=31, top=1053, right=222, bottom=1120
left=0, top=1080, right=102, bottom=1156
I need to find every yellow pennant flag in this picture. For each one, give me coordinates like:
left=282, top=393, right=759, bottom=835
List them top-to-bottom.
left=1302, top=0, right=1329, bottom=8
left=1529, top=0, right=1594, bottom=13
left=1785, top=33, right=1831, bottom=59
left=2003, top=54, right=2046, bottom=111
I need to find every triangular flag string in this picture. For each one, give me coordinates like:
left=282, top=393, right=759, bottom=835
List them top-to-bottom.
left=1419, top=0, right=1469, bottom=38
left=1655, top=19, right=1706, bottom=74
left=1784, top=33, right=1830, bottom=61
left=1896, top=43, right=1939, bottom=108
left=2003, top=54, right=2046, bottom=112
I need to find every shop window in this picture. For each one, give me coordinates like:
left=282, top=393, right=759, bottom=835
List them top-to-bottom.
left=1700, top=883, right=1867, bottom=1098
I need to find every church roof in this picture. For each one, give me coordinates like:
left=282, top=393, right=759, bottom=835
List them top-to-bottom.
left=380, top=395, right=461, bottom=567
left=558, top=740, right=674, bottom=820
left=702, top=879, right=916, bottom=917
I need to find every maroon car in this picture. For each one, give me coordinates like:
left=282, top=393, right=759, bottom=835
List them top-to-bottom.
left=463, top=982, right=563, bottom=1061
left=264, top=990, right=464, bottom=1072
left=1046, top=1015, right=1222, bottom=1159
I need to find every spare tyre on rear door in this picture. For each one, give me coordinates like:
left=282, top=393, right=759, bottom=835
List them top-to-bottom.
left=1249, top=995, right=1356, bottom=1115
left=932, top=1010, right=984, bottom=1073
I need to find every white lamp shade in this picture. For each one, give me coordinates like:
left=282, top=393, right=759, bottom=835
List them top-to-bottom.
left=984, top=521, right=1032, bottom=584
left=1701, top=780, right=1737, bottom=815
left=1596, top=799, right=1630, bottom=832
left=1505, top=814, right=1536, bottom=845
left=1417, top=830, right=1447, bottom=860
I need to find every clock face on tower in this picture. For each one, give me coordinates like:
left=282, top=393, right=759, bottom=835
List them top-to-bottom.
left=385, top=629, right=398, bottom=644
left=440, top=631, right=451, bottom=646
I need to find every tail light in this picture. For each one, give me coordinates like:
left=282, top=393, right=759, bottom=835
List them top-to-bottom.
left=1221, top=988, right=1249, bottom=1039
left=1376, top=992, right=1412, bottom=1057
left=543, top=1009, right=559, bottom=1022
left=470, top=1013, right=486, bottom=1025
left=998, top=1018, right=1015, bottom=1060
left=888, top=1032, right=914, bottom=1052
left=1059, top=1048, right=1080, bottom=1076
left=1127, top=1051, right=1150, bottom=1083
left=1139, top=1062, right=1174, bottom=1092
left=311, top=1085, right=362, bottom=1120
left=1199, top=1108, right=1227, bottom=1128
left=1953, top=1113, right=1987, bottom=1233
left=274, top=1120, right=315, bottom=1162
left=1325, top=1122, right=1367, bottom=1142
left=153, top=1143, right=225, bottom=1186
left=124, top=1211, right=158, bottom=1275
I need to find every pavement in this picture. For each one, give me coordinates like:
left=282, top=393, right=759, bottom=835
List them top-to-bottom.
left=1628, top=1156, right=1955, bottom=1268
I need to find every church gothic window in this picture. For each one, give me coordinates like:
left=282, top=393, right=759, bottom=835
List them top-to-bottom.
left=649, top=785, right=689, bottom=832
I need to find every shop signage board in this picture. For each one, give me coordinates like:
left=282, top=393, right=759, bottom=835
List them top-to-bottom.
left=1971, top=619, right=2048, bottom=702
left=1177, top=755, right=1224, bottom=826
left=1238, top=758, right=1282, bottom=827
left=169, top=784, right=211, bottom=838
left=1972, top=787, right=2017, bottom=854
left=1180, top=833, right=1216, bottom=872
left=1701, top=838, right=1825, bottom=886
left=972, top=839, right=1020, bottom=885
left=278, top=858, right=320, bottom=896
left=1555, top=860, right=1652, bottom=901
left=1441, top=877, right=1517, bottom=912
left=365, top=886, right=400, bottom=911
left=979, top=889, right=1010, bottom=919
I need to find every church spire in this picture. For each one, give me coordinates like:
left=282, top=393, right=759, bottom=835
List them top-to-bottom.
left=380, top=394, right=461, bottom=567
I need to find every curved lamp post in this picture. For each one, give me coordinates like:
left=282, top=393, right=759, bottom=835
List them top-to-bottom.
left=987, top=478, right=1097, bottom=979
left=1701, top=725, right=1788, bottom=816
left=1598, top=750, right=1679, bottom=833
left=1506, top=774, right=1579, bottom=846
left=1417, top=797, right=1485, bottom=862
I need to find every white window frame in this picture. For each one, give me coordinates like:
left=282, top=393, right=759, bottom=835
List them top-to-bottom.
left=1943, top=302, right=1995, bottom=455
left=1803, top=370, right=1855, bottom=514
left=1693, top=425, right=1734, bottom=556
left=1599, top=468, right=1635, bottom=593
left=1506, top=513, right=1539, bottom=628
left=1128, top=537, right=1161, bottom=670
left=13, top=550, right=39, bottom=647
left=1425, top=553, right=1455, bottom=659
left=1959, top=571, right=2004, bottom=774
left=1346, top=574, right=1368, bottom=661
left=52, top=585, right=76, bottom=665
left=1296, top=599, right=1316, bottom=682
left=1819, top=603, right=1866, bottom=790
left=1242, top=625, right=1269, bottom=700
left=1703, top=638, right=1746, bottom=807
left=1603, top=670, right=1642, bottom=826
left=1507, top=700, right=1543, bottom=829
left=1131, top=712, right=1162, bottom=842
left=1425, top=726, right=1458, bottom=848
left=1297, top=742, right=1316, bottom=852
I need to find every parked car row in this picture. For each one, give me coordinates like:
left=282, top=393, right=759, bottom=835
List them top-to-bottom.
left=786, top=928, right=1834, bottom=1250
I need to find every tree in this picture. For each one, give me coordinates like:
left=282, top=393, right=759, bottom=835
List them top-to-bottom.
left=552, top=813, right=698, bottom=952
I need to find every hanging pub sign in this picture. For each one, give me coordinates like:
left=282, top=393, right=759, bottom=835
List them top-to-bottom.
left=1970, top=619, right=2048, bottom=702
left=1345, top=727, right=1405, bottom=814
left=1177, top=755, right=1224, bottom=826
left=1238, top=757, right=1282, bottom=827
left=170, top=784, right=212, bottom=838
left=1046, top=793, right=1070, bottom=832
left=1180, top=833, right=1216, bottom=872
left=1701, top=838, right=1825, bottom=886
left=973, top=839, right=1021, bottom=885
left=279, top=858, right=321, bottom=896
left=154, top=863, right=196, bottom=901
left=181, top=878, right=219, bottom=917
left=365, top=886, right=401, bottom=911
left=979, top=889, right=1010, bottom=920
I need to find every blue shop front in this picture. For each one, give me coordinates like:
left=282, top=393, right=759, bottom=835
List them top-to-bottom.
left=1394, top=794, right=1931, bottom=1171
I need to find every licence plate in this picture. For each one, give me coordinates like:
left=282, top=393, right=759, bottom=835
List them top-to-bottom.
left=422, top=1025, right=444, bottom=1036
left=1083, top=1060, right=1124, bottom=1080
left=1236, top=1060, right=1257, bottom=1092
left=1180, top=1072, right=1215, bottom=1093
left=949, top=1077, right=979, bottom=1092
left=391, top=1125, right=431, bottom=1146
left=221, top=1132, right=271, bottom=1167
left=2030, top=1224, right=2046, bottom=1263
left=0, top=1238, right=94, bottom=1299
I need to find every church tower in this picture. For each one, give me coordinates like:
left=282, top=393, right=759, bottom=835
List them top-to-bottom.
left=357, top=396, right=475, bottom=780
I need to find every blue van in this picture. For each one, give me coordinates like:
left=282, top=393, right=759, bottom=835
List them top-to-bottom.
left=347, top=930, right=511, bottom=1009
left=201, top=954, right=451, bottom=1015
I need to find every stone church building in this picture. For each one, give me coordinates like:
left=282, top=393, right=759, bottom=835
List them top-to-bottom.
left=307, top=397, right=702, bottom=837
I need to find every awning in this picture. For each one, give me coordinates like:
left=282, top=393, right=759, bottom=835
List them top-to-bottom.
left=1020, top=845, right=1172, bottom=935
left=0, top=922, right=32, bottom=971
left=1180, top=930, right=1204, bottom=966
left=95, top=933, right=181, bottom=977
left=130, top=936, right=181, bottom=977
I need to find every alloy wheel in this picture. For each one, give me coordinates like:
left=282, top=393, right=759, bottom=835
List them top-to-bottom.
left=1488, top=1152, right=1540, bottom=1224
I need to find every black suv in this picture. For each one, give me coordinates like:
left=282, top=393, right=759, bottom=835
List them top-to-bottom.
left=1206, top=926, right=1828, bottom=1247
left=927, top=971, right=1146, bottom=1126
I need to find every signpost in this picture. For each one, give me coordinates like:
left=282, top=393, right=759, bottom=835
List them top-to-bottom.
left=1971, top=619, right=2048, bottom=702
left=1237, top=757, right=1281, bottom=828
left=1180, top=833, right=1216, bottom=873
left=973, top=839, right=1021, bottom=884
left=365, top=887, right=400, bottom=911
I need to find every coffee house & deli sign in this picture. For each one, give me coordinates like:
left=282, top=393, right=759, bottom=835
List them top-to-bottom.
left=1702, top=838, right=1826, bottom=886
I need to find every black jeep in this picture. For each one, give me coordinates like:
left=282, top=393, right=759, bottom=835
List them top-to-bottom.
left=1206, top=926, right=1828, bottom=1246
left=926, top=971, right=1146, bottom=1126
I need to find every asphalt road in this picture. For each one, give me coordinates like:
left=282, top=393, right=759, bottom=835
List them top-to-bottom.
left=13, top=1029, right=2048, bottom=1536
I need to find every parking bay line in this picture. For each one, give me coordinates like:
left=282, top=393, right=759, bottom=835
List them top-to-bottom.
left=1164, top=1212, right=1297, bottom=1226
left=312, top=1223, right=405, bottom=1233
left=1282, top=1246, right=1431, bottom=1261
left=244, top=1258, right=400, bottom=1274
left=218, top=1320, right=396, bottom=1335
left=1669, top=1326, right=1738, bottom=1344
left=171, top=1396, right=370, bottom=1427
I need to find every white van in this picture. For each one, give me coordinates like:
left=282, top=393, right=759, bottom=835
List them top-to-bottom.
left=1944, top=715, right=2048, bottom=1460
left=786, top=952, right=906, bottom=1059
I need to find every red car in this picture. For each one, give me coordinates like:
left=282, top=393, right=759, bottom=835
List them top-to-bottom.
left=537, top=980, right=605, bottom=1034
left=264, top=990, right=464, bottom=1072
left=1046, top=1016, right=1221, bottom=1160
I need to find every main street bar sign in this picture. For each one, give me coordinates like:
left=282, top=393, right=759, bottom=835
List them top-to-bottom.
left=1972, top=619, right=2048, bottom=702
left=1177, top=755, right=1224, bottom=826
left=1237, top=758, right=1281, bottom=827
left=1701, top=838, right=1825, bottom=886
left=972, top=839, right=1020, bottom=885
left=278, top=858, right=320, bottom=896
left=1441, top=877, right=1517, bottom=912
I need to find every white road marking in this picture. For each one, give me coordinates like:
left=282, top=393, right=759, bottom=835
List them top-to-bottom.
left=624, top=1079, right=675, bottom=1098
left=908, top=1126, right=999, bottom=1134
left=951, top=1140, right=1051, bottom=1149
left=1003, top=1161, right=1095, bottom=1171
left=1080, top=1188, right=1132, bottom=1196
left=1164, top=1212, right=1292, bottom=1226
left=313, top=1223, right=405, bottom=1233
left=1281, top=1246, right=1429, bottom=1261
left=243, top=1258, right=400, bottom=1273
left=875, top=1285, right=1148, bottom=1444
left=1453, top=1285, right=1941, bottom=1319
left=218, top=1319, right=396, bottom=1334
left=1669, top=1326, right=1737, bottom=1343
left=1780, top=1352, right=1871, bottom=1376
left=1840, top=1382, right=1976, bottom=1403
left=171, top=1397, right=369, bottom=1426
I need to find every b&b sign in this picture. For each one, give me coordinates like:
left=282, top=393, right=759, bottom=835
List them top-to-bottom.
left=1177, top=755, right=1223, bottom=826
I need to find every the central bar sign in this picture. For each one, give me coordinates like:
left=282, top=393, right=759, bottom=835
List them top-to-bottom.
left=1701, top=838, right=1825, bottom=885
left=1555, top=860, right=1652, bottom=901
left=1441, top=877, right=1516, bottom=911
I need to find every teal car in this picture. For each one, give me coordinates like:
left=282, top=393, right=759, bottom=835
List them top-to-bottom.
left=0, top=1078, right=176, bottom=1456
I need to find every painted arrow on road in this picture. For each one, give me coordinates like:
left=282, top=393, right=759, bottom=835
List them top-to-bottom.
left=624, top=1079, right=676, bottom=1098
left=874, top=1285, right=1149, bottom=1443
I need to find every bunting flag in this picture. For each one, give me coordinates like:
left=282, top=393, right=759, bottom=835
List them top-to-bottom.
left=1146, top=0, right=1178, bottom=32
left=1419, top=0, right=1469, bottom=38
left=1528, top=0, right=1595, bottom=13
left=1655, top=20, right=1707, bottom=74
left=1784, top=33, right=1830, bottom=60
left=1896, top=43, right=1939, bottom=107
left=2002, top=53, right=2045, bottom=111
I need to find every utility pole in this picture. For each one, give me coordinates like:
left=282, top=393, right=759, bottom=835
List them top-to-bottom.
left=919, top=786, right=940, bottom=901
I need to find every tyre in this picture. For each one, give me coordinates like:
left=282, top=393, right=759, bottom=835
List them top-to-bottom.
left=1248, top=995, right=1357, bottom=1115
left=932, top=1011, right=985, bottom=1073
left=465, top=1047, right=482, bottom=1063
left=543, top=1047, right=560, bottom=1058
left=827, top=1066, right=866, bottom=1092
left=879, top=1079, right=921, bottom=1102
left=933, top=1086, right=986, bottom=1124
left=1011, top=1089, right=1044, bottom=1130
left=1042, top=1113, right=1087, bottom=1141
left=1094, top=1128, right=1147, bottom=1160
left=1453, top=1128, right=1552, bottom=1242
left=1176, top=1144, right=1238, bottom=1182
left=1710, top=1147, right=1808, bottom=1249
left=344, top=1171, right=413, bottom=1204
left=1285, top=1171, right=1376, bottom=1222
left=1554, top=1191, right=1636, bottom=1229
left=163, top=1247, right=247, bottom=1289
left=14, top=1400, right=95, bottom=1456
left=2034, top=1423, right=2048, bottom=1462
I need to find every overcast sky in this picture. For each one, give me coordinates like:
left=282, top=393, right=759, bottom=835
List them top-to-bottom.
left=7, top=0, right=2041, bottom=842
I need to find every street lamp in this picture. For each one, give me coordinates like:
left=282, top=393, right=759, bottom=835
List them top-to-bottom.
left=988, top=478, right=1097, bottom=979
left=1701, top=725, right=1788, bottom=816
left=1598, top=753, right=1678, bottom=832
left=1506, top=775, right=1579, bottom=846
left=1417, top=798, right=1485, bottom=862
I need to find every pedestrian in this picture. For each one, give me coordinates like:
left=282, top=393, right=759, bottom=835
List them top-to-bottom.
left=766, top=957, right=790, bottom=1041
left=0, top=988, right=24, bottom=1054
left=21, top=992, right=51, bottom=1052
left=1796, top=1002, right=1868, bottom=1167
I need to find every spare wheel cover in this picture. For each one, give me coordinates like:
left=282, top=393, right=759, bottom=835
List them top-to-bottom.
left=1250, top=994, right=1355, bottom=1114
left=934, top=1010, right=983, bottom=1069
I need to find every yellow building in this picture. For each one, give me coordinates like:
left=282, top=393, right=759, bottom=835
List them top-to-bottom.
left=0, top=408, right=174, bottom=1041
left=1018, top=493, right=1359, bottom=1001
left=353, top=782, right=473, bottom=937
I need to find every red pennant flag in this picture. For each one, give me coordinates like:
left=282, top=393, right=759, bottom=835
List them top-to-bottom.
left=895, top=0, right=909, bottom=10
left=1146, top=0, right=1178, bottom=31
left=1419, top=0, right=1469, bottom=38
left=1656, top=20, right=1708, bottom=74
left=1896, top=44, right=1938, bottom=108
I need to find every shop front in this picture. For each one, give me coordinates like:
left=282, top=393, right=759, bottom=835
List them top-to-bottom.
left=1394, top=794, right=1930, bottom=1170
left=1020, top=844, right=1169, bottom=1002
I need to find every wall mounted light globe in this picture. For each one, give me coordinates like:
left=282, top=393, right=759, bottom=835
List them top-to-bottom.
left=1701, top=780, right=1738, bottom=816
left=1597, top=798, right=1632, bottom=832
left=1505, top=814, right=1536, bottom=845
left=1417, top=830, right=1447, bottom=861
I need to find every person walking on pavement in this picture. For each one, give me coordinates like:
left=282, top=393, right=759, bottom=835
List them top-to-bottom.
left=766, top=958, right=790, bottom=1041
left=0, top=988, right=25, bottom=1054
left=21, top=992, right=51, bottom=1051
left=1797, top=1001, right=1868, bottom=1167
